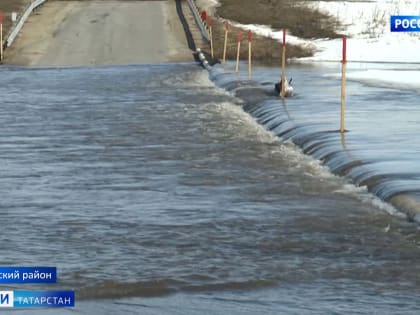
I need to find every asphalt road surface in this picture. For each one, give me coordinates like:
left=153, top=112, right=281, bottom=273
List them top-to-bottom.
left=5, top=0, right=192, bottom=66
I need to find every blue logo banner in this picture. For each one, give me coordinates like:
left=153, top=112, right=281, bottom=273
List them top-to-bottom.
left=391, top=15, right=420, bottom=32
left=0, top=267, right=56, bottom=283
left=0, top=290, right=75, bottom=308
left=14, top=291, right=75, bottom=308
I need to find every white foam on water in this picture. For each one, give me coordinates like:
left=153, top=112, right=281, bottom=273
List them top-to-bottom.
left=193, top=61, right=414, bottom=222
left=161, top=68, right=216, bottom=88
left=207, top=98, right=407, bottom=218
left=210, top=101, right=280, bottom=144
left=334, top=184, right=407, bottom=218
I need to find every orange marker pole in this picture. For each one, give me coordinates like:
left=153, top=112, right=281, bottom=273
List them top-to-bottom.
left=0, top=12, right=3, bottom=62
left=223, top=21, right=229, bottom=63
left=0, top=24, right=3, bottom=62
left=280, top=29, right=286, bottom=98
left=235, top=30, right=243, bottom=73
left=248, top=30, right=252, bottom=80
left=340, top=36, right=347, bottom=133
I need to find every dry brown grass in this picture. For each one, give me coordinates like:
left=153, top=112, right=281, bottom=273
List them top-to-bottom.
left=206, top=0, right=341, bottom=64
left=217, top=0, right=340, bottom=39
left=210, top=23, right=313, bottom=65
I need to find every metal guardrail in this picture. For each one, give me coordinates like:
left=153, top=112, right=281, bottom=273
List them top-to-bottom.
left=5, top=0, right=47, bottom=48
left=187, top=0, right=210, bottom=43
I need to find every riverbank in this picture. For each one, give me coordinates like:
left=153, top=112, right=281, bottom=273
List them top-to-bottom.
left=194, top=0, right=341, bottom=65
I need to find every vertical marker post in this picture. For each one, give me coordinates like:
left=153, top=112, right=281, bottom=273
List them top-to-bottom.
left=0, top=12, right=3, bottom=62
left=208, top=16, right=214, bottom=59
left=223, top=21, right=229, bottom=63
left=280, top=29, right=286, bottom=98
left=235, top=30, right=243, bottom=73
left=248, top=30, right=252, bottom=80
left=340, top=36, right=347, bottom=133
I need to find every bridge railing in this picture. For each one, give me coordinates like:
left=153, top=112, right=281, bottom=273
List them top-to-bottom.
left=187, top=0, right=210, bottom=43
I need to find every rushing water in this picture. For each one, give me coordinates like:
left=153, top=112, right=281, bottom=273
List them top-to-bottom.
left=211, top=62, right=420, bottom=221
left=0, top=63, right=420, bottom=314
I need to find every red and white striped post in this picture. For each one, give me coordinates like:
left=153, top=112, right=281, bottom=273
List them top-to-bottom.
left=208, top=16, right=214, bottom=58
left=223, top=21, right=229, bottom=63
left=280, top=29, right=287, bottom=98
left=235, top=30, right=243, bottom=73
left=248, top=30, right=252, bottom=79
left=340, top=36, right=347, bottom=133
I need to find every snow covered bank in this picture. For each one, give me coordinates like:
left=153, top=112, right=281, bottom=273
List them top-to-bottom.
left=199, top=0, right=420, bottom=89
left=299, top=0, right=420, bottom=90
left=300, top=0, right=420, bottom=63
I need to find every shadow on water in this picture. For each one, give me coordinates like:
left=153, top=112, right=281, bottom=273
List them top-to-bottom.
left=210, top=62, right=420, bottom=222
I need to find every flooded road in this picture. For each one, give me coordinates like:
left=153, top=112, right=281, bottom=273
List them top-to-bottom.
left=212, top=62, right=420, bottom=220
left=0, top=63, right=419, bottom=314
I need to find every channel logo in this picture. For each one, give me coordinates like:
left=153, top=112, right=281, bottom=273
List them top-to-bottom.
left=391, top=15, right=420, bottom=32
left=0, top=291, right=13, bottom=308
